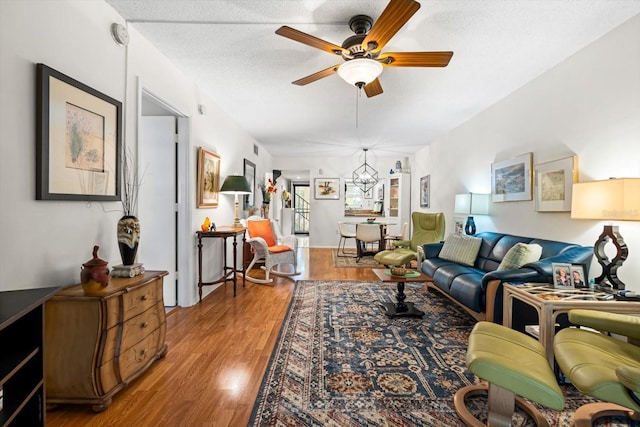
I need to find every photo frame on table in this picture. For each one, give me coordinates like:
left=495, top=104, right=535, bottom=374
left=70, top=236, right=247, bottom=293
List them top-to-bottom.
left=36, top=63, right=121, bottom=201
left=197, top=147, right=221, bottom=208
left=491, top=153, right=533, bottom=202
left=534, top=155, right=578, bottom=212
left=243, top=159, right=256, bottom=210
left=420, top=175, right=430, bottom=208
left=314, top=178, right=340, bottom=200
left=454, top=217, right=465, bottom=235
left=552, top=262, right=573, bottom=289
left=569, top=264, right=588, bottom=289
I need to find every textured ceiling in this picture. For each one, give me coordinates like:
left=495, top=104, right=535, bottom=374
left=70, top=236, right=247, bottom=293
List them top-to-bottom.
left=106, top=0, right=640, bottom=158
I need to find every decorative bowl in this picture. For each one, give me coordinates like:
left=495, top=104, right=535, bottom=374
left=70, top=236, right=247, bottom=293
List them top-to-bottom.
left=366, top=217, right=376, bottom=223
left=390, top=266, right=407, bottom=276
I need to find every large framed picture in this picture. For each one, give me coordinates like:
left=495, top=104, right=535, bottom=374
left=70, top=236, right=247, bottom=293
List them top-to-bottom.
left=36, top=64, right=121, bottom=201
left=197, top=147, right=221, bottom=208
left=491, top=152, right=533, bottom=202
left=534, top=156, right=578, bottom=212
left=243, top=159, right=256, bottom=210
left=420, top=175, right=430, bottom=208
left=314, top=178, right=340, bottom=199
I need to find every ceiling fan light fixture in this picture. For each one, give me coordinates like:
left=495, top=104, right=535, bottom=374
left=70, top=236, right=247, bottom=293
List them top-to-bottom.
left=337, top=58, right=383, bottom=88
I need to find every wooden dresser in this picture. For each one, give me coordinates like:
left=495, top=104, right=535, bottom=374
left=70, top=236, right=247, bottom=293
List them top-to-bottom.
left=44, top=270, right=168, bottom=412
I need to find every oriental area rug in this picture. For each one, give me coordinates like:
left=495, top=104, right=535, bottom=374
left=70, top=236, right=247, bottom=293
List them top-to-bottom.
left=332, top=249, right=383, bottom=268
left=249, top=280, right=633, bottom=427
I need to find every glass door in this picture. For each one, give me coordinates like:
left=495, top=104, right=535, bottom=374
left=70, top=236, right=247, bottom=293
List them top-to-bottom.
left=293, top=184, right=310, bottom=234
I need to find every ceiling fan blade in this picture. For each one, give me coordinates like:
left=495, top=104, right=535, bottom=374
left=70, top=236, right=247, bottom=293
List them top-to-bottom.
left=362, top=0, right=420, bottom=54
left=276, top=26, right=346, bottom=56
left=379, top=51, right=454, bottom=67
left=292, top=65, right=340, bottom=86
left=364, top=79, right=383, bottom=97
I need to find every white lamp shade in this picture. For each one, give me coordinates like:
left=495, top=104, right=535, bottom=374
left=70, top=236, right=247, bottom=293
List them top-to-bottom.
left=337, top=58, right=383, bottom=87
left=571, top=178, right=640, bottom=221
left=454, top=193, right=471, bottom=214
left=455, top=193, right=490, bottom=215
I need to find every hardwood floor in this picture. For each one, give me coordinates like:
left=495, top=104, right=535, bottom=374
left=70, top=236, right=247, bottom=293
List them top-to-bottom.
left=46, top=248, right=378, bottom=426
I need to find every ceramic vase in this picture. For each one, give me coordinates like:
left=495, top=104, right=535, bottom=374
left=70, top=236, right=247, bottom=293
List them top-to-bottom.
left=261, top=202, right=270, bottom=219
left=117, top=215, right=140, bottom=265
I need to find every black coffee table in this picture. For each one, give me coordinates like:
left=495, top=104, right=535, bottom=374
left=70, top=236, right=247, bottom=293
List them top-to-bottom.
left=372, top=268, right=433, bottom=318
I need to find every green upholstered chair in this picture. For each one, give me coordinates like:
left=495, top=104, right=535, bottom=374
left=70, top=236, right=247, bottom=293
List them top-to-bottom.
left=374, top=212, right=445, bottom=267
left=554, top=309, right=640, bottom=426
left=455, top=321, right=564, bottom=426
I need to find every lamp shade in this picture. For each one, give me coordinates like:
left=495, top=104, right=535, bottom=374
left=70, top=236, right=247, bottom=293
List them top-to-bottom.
left=337, top=58, right=383, bottom=87
left=220, top=175, right=251, bottom=194
left=571, top=178, right=640, bottom=221
left=454, top=193, right=471, bottom=214
left=455, top=193, right=490, bottom=215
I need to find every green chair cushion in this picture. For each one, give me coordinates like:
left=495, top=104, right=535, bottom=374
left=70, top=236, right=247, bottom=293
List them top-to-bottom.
left=374, top=248, right=416, bottom=266
left=467, top=322, right=565, bottom=411
left=554, top=327, right=640, bottom=411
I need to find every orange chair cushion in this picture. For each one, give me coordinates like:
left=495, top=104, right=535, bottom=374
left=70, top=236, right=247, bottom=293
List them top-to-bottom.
left=248, top=220, right=276, bottom=247
left=268, top=245, right=293, bottom=254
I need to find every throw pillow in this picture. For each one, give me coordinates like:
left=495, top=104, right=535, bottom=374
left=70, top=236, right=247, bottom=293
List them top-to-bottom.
left=248, top=219, right=276, bottom=247
left=439, top=234, right=482, bottom=267
left=497, top=243, right=543, bottom=270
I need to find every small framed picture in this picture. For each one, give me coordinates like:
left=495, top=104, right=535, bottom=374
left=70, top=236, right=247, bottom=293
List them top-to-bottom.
left=420, top=175, right=430, bottom=208
left=314, top=178, right=340, bottom=199
left=454, top=217, right=465, bottom=235
left=552, top=263, right=573, bottom=289
left=570, top=264, right=588, bottom=289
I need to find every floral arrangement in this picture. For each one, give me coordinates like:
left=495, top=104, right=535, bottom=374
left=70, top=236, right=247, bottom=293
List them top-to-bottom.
left=260, top=178, right=277, bottom=203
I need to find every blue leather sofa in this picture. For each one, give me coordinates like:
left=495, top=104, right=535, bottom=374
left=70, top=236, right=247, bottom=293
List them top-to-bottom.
left=419, top=232, right=593, bottom=323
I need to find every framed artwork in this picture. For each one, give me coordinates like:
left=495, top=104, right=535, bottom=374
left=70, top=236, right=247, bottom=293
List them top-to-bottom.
left=36, top=63, right=121, bottom=201
left=197, top=147, right=221, bottom=208
left=491, top=153, right=533, bottom=202
left=534, top=156, right=578, bottom=212
left=243, top=159, right=256, bottom=209
left=420, top=175, right=430, bottom=208
left=314, top=178, right=340, bottom=199
left=454, top=217, right=465, bottom=235
left=552, top=262, right=573, bottom=289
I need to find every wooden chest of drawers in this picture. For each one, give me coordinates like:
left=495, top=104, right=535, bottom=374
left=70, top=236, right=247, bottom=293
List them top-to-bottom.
left=44, top=271, right=168, bottom=412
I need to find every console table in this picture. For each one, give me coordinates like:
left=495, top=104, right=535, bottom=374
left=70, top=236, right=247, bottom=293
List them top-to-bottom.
left=196, top=226, right=246, bottom=301
left=503, top=283, right=640, bottom=368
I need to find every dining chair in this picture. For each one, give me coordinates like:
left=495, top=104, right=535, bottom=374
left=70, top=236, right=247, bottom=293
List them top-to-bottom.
left=337, top=222, right=357, bottom=257
left=384, top=222, right=409, bottom=250
left=355, top=223, right=383, bottom=262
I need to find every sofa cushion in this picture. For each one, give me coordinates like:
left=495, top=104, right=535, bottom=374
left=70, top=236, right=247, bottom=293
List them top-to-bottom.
left=439, top=234, right=482, bottom=267
left=497, top=243, right=543, bottom=270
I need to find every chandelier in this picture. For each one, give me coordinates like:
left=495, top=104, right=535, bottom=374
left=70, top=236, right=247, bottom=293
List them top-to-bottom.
left=352, top=148, right=379, bottom=193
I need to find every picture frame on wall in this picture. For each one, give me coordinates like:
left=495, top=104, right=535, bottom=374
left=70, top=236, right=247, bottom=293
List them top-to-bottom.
left=36, top=63, right=121, bottom=201
left=197, top=147, right=221, bottom=208
left=491, top=152, right=533, bottom=202
left=534, top=156, right=578, bottom=212
left=243, top=159, right=256, bottom=210
left=420, top=175, right=430, bottom=208
left=314, top=178, right=340, bottom=200
left=454, top=217, right=465, bottom=235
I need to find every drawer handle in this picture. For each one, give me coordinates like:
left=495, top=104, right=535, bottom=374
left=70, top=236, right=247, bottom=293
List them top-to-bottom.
left=141, top=294, right=149, bottom=301
left=141, top=322, right=149, bottom=328
left=140, top=348, right=147, bottom=358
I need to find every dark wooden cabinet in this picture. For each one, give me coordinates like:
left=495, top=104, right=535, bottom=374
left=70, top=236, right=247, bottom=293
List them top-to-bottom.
left=0, top=287, right=58, bottom=427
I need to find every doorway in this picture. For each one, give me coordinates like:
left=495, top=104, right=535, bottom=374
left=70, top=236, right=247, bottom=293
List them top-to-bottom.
left=138, top=91, right=188, bottom=307
left=293, top=183, right=310, bottom=234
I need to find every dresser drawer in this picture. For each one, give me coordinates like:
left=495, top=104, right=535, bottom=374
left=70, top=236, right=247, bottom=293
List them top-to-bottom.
left=122, top=278, right=160, bottom=321
left=120, top=305, right=164, bottom=352
left=119, top=328, right=162, bottom=381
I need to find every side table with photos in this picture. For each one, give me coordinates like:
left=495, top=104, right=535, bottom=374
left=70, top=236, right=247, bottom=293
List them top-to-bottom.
left=503, top=282, right=640, bottom=369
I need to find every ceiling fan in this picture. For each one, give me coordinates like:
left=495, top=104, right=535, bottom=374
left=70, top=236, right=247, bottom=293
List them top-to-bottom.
left=275, top=0, right=453, bottom=98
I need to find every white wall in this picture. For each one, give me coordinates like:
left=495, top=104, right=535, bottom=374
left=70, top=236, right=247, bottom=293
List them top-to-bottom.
left=0, top=0, right=271, bottom=305
left=411, top=15, right=640, bottom=289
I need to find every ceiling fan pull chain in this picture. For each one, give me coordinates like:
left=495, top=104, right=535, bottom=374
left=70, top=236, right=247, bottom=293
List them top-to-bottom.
left=355, top=86, right=360, bottom=128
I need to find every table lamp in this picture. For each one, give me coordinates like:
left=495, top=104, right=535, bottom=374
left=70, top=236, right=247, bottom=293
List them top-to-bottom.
left=220, top=175, right=251, bottom=228
left=571, top=178, right=640, bottom=290
left=454, top=193, right=490, bottom=235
